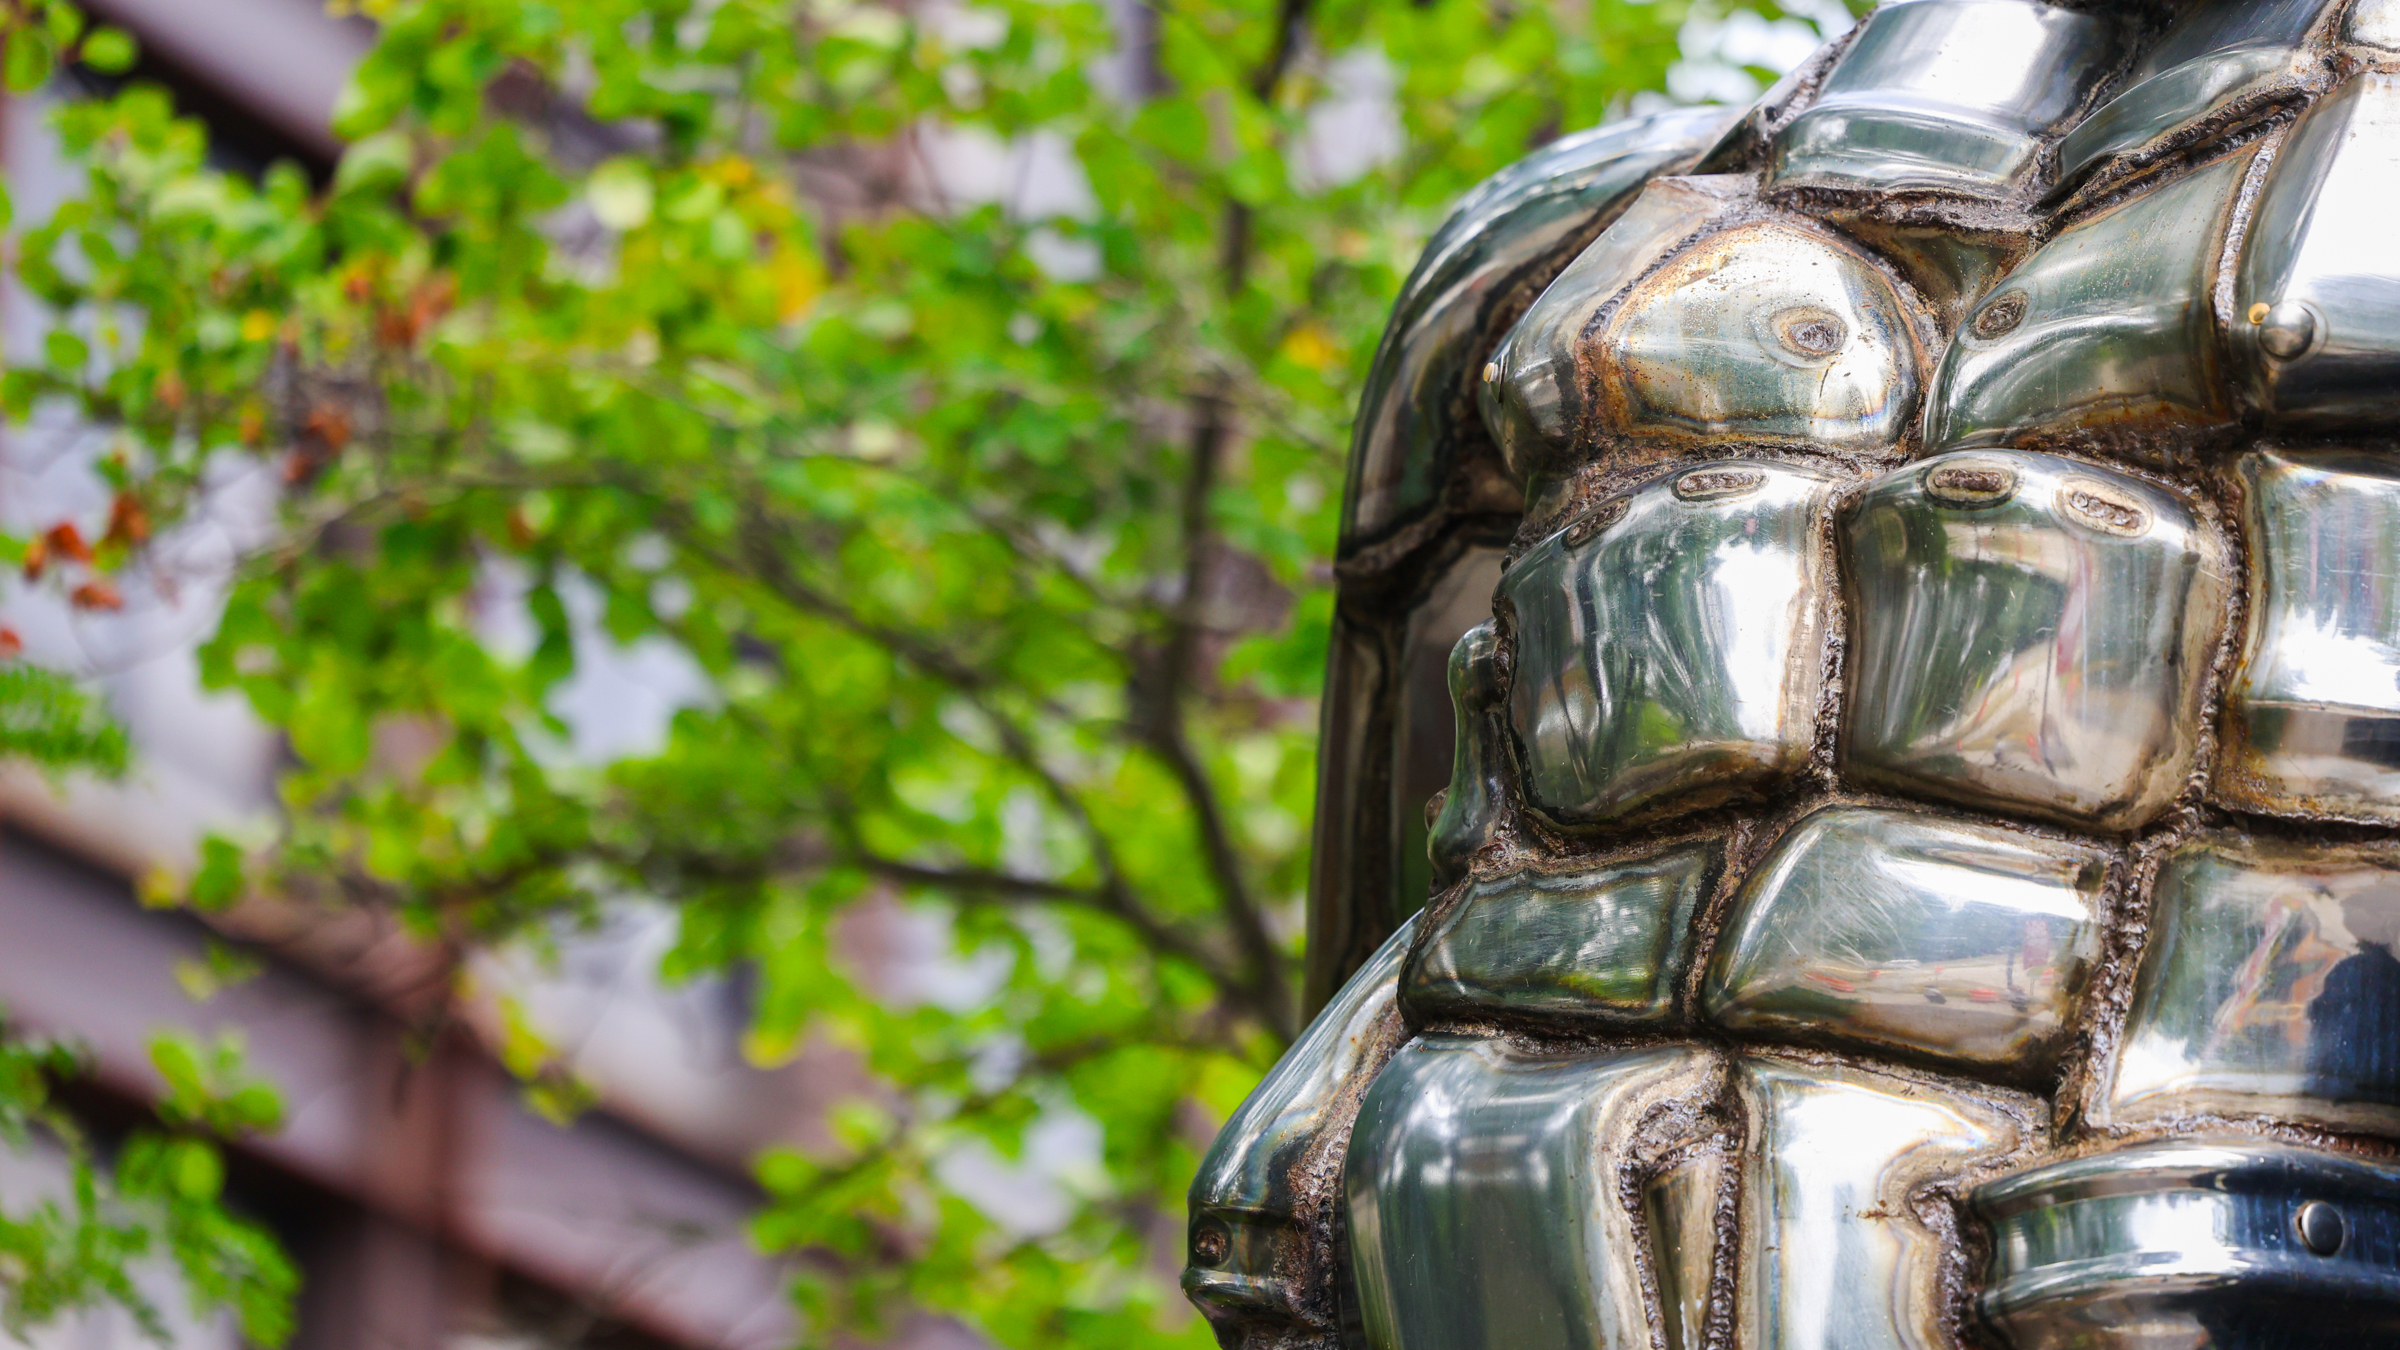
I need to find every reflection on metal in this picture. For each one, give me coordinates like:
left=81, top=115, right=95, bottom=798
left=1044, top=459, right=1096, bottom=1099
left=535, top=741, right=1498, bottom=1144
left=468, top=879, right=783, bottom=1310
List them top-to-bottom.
left=1768, top=0, right=2121, bottom=197
left=2055, top=0, right=2332, bottom=193
left=2352, top=0, right=2400, bottom=53
left=1263, top=9, right=2400, bottom=1347
left=2236, top=73, right=2400, bottom=429
left=1342, top=107, right=1734, bottom=553
left=1925, top=148, right=2253, bottom=454
left=1482, top=177, right=1743, bottom=478
left=1485, top=202, right=1922, bottom=475
left=1842, top=450, right=2229, bottom=832
left=2223, top=452, right=2400, bottom=821
left=1504, top=461, right=1839, bottom=827
left=1427, top=620, right=1508, bottom=891
left=1704, top=808, right=2107, bottom=1079
left=2107, top=835, right=2400, bottom=1136
left=1406, top=840, right=1722, bottom=1029
left=1185, top=916, right=1415, bottom=1342
left=1346, top=1037, right=1716, bottom=1350
left=1733, top=1057, right=2022, bottom=1350
left=1975, top=1140, right=2400, bottom=1348
left=1645, top=1145, right=1726, bottom=1350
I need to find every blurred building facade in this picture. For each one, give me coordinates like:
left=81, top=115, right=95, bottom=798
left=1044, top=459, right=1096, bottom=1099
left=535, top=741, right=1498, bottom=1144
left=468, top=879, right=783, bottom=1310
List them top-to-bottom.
left=0, top=4, right=853, bottom=1347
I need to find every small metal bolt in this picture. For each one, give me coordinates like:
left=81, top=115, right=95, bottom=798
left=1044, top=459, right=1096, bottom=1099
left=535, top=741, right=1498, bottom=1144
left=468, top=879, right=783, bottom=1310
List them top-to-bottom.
left=2256, top=301, right=2320, bottom=361
left=2297, top=1200, right=2346, bottom=1257
left=1193, top=1224, right=1230, bottom=1267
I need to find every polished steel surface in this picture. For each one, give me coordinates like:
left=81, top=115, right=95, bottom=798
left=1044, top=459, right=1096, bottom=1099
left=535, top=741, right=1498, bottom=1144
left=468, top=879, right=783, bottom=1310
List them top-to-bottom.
left=1768, top=0, right=2121, bottom=197
left=2055, top=0, right=2330, bottom=192
left=1260, top=11, right=2400, bottom=1346
left=2235, top=73, right=2400, bottom=430
left=1342, top=108, right=1735, bottom=552
left=1925, top=147, right=2253, bottom=454
left=1482, top=176, right=1742, bottom=479
left=1590, top=220, right=1924, bottom=454
left=1841, top=450, right=2230, bottom=832
left=2222, top=451, right=2400, bottom=822
left=1505, top=460, right=1839, bottom=828
left=1427, top=618, right=1508, bottom=892
left=1704, top=807, right=2107, bottom=1078
left=2106, top=834, right=2400, bottom=1136
left=1406, top=839, right=1722, bottom=1028
left=1185, top=915, right=1415, bottom=1339
left=1346, top=1037, right=1716, bottom=1350
left=1733, top=1057, right=2022, bottom=1350
left=1974, top=1140, right=2400, bottom=1348
left=1645, top=1145, right=1725, bottom=1350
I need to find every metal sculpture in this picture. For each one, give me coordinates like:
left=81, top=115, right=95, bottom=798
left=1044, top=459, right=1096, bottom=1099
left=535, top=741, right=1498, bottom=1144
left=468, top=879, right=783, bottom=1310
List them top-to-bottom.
left=1185, top=2, right=2400, bottom=1347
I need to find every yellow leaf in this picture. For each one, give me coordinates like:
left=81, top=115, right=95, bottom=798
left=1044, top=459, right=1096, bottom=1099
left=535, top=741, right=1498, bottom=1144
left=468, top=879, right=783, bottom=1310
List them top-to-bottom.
left=770, top=244, right=825, bottom=321
left=240, top=309, right=277, bottom=343
left=1280, top=322, right=1338, bottom=372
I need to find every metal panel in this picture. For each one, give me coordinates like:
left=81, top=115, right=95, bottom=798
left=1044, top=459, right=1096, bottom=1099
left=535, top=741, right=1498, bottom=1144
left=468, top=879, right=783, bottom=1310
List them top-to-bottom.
left=1768, top=0, right=2122, bottom=197
left=1841, top=450, right=2230, bottom=832
left=2222, top=450, right=2400, bottom=821
left=1504, top=461, right=1840, bottom=828
left=1704, top=807, right=2107, bottom=1079
left=2107, top=834, right=2400, bottom=1136
left=1406, top=839, right=1722, bottom=1028
left=1346, top=1037, right=1716, bottom=1350
left=1975, top=1141, right=2400, bottom=1348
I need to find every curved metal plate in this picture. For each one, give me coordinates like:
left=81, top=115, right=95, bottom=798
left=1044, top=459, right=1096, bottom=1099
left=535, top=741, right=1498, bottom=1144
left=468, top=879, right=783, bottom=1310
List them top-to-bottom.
left=1768, top=0, right=2122, bottom=197
left=2054, top=0, right=2331, bottom=192
left=2234, top=73, right=2400, bottom=429
left=1342, top=107, right=1736, bottom=554
left=1926, top=147, right=2253, bottom=454
left=1841, top=450, right=2230, bottom=832
left=2222, top=450, right=2400, bottom=821
left=1504, top=460, right=1840, bottom=828
left=1703, top=807, right=2108, bottom=1080
left=2106, top=834, right=2400, bottom=1136
left=1405, top=839, right=1723, bottom=1029
left=1186, top=915, right=1416, bottom=1339
left=1345, top=1037, right=1716, bottom=1350
left=1732, top=1057, right=2023, bottom=1350
left=1975, top=1140, right=2400, bottom=1348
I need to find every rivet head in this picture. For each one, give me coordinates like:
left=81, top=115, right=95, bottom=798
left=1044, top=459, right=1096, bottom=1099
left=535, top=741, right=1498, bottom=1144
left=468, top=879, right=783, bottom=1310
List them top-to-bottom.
left=2257, top=301, right=2320, bottom=361
left=1482, top=361, right=1501, bottom=385
left=2297, top=1200, right=2346, bottom=1257
left=1192, top=1223, right=1230, bottom=1267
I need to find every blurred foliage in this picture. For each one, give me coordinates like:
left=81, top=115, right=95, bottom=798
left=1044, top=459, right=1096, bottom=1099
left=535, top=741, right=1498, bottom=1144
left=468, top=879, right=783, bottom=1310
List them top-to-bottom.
left=0, top=0, right=1853, bottom=1343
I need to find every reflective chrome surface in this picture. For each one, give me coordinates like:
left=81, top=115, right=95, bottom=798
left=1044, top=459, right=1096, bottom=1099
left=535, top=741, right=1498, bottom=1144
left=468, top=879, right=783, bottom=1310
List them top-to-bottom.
left=1769, top=0, right=2121, bottom=197
left=2055, top=0, right=2330, bottom=192
left=2235, top=73, right=2400, bottom=430
left=1342, top=107, right=1734, bottom=551
left=1925, top=148, right=2252, bottom=454
left=1482, top=177, right=1742, bottom=477
left=1591, top=221, right=1923, bottom=454
left=1841, top=450, right=2230, bottom=832
left=2222, top=451, right=2400, bottom=822
left=1504, top=461, right=1839, bottom=827
left=1427, top=619, right=1508, bottom=891
left=1704, top=807, right=2107, bottom=1078
left=2106, top=834, right=2400, bottom=1136
left=1406, top=839, right=1722, bottom=1028
left=1185, top=916, right=1416, bottom=1339
left=1346, top=1037, right=1716, bottom=1350
left=1733, top=1057, right=2023, bottom=1350
left=1974, top=1140, right=2400, bottom=1348
left=1645, top=1145, right=1726, bottom=1350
